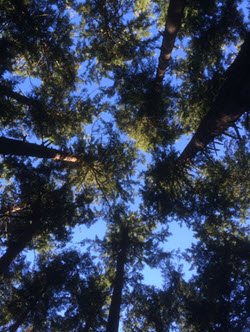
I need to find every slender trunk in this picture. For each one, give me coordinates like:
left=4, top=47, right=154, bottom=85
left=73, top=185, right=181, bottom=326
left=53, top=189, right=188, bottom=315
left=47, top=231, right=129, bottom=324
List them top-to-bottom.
left=155, top=0, right=186, bottom=92
left=178, top=32, right=250, bottom=166
left=0, top=136, right=80, bottom=163
left=0, top=221, right=41, bottom=276
left=106, top=231, right=129, bottom=332
left=106, top=250, right=126, bottom=332
left=153, top=306, right=165, bottom=332
left=155, top=319, right=164, bottom=332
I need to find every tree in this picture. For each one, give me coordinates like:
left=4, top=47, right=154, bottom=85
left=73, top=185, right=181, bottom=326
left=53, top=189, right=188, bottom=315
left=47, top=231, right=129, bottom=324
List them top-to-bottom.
left=0, top=0, right=249, bottom=331
left=0, top=0, right=78, bottom=87
left=0, top=0, right=100, bottom=145
left=76, top=0, right=156, bottom=78
left=155, top=0, right=186, bottom=92
left=174, top=0, right=247, bottom=132
left=177, top=31, right=250, bottom=166
left=111, top=63, right=182, bottom=151
left=0, top=160, right=94, bottom=276
left=85, top=203, right=170, bottom=332
left=179, top=216, right=250, bottom=331
left=106, top=224, right=129, bottom=332
left=0, top=250, right=108, bottom=331
left=123, top=270, right=186, bottom=332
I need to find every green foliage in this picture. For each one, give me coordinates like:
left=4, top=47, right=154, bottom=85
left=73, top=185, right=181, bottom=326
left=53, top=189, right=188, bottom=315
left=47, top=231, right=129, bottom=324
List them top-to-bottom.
left=0, top=0, right=78, bottom=85
left=77, top=0, right=156, bottom=77
left=134, top=0, right=152, bottom=13
left=173, top=0, right=248, bottom=132
left=0, top=1, right=99, bottom=146
left=110, top=62, right=182, bottom=151
left=27, top=87, right=102, bottom=144
left=69, top=125, right=140, bottom=203
left=143, top=132, right=250, bottom=223
left=192, top=137, right=250, bottom=221
left=142, top=148, right=195, bottom=219
left=0, top=159, right=95, bottom=256
left=180, top=217, right=250, bottom=331
left=0, top=250, right=108, bottom=331
left=124, top=270, right=186, bottom=331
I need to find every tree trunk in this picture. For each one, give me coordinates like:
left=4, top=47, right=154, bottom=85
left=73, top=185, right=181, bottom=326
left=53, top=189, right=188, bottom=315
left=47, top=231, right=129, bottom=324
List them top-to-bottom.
left=155, top=0, right=186, bottom=92
left=178, top=32, right=250, bottom=166
left=0, top=136, right=80, bottom=163
left=0, top=221, right=41, bottom=276
left=106, top=231, right=129, bottom=332
left=154, top=318, right=164, bottom=332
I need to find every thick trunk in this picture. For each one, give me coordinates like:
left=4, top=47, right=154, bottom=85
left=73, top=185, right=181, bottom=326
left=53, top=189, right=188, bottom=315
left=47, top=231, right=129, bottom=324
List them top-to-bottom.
left=155, top=0, right=186, bottom=92
left=178, top=32, right=250, bottom=166
left=0, top=136, right=79, bottom=163
left=0, top=221, right=41, bottom=276
left=106, top=231, right=128, bottom=332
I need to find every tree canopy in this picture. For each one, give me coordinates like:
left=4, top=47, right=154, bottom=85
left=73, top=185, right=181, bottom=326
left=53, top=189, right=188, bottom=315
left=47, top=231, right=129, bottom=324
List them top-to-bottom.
left=0, top=0, right=249, bottom=331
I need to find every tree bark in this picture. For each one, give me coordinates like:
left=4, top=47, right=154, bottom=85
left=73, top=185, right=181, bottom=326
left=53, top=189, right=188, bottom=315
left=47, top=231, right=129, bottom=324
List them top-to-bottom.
left=155, top=0, right=186, bottom=92
left=177, top=32, right=250, bottom=166
left=0, top=136, right=80, bottom=163
left=0, top=221, right=41, bottom=276
left=106, top=230, right=129, bottom=332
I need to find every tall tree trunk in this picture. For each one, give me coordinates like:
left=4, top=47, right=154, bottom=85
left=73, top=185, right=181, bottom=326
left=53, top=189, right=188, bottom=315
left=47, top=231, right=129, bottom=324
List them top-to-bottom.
left=155, top=0, right=186, bottom=92
left=178, top=32, right=250, bottom=166
left=0, top=136, right=80, bottom=163
left=0, top=220, right=41, bottom=276
left=106, top=231, right=129, bottom=332
left=154, top=318, right=164, bottom=332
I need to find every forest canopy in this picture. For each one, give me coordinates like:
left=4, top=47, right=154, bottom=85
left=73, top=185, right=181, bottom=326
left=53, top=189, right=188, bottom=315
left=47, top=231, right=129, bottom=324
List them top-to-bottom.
left=0, top=0, right=249, bottom=331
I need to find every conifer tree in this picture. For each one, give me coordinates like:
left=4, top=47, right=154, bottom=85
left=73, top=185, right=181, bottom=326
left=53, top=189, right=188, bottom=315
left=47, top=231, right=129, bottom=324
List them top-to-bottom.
left=0, top=0, right=249, bottom=330
left=155, top=0, right=186, bottom=92
left=178, top=31, right=250, bottom=166
left=0, top=250, right=108, bottom=331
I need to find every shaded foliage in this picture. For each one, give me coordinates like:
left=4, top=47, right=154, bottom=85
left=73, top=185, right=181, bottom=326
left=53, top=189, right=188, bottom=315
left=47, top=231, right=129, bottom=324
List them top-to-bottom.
left=0, top=250, right=108, bottom=331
